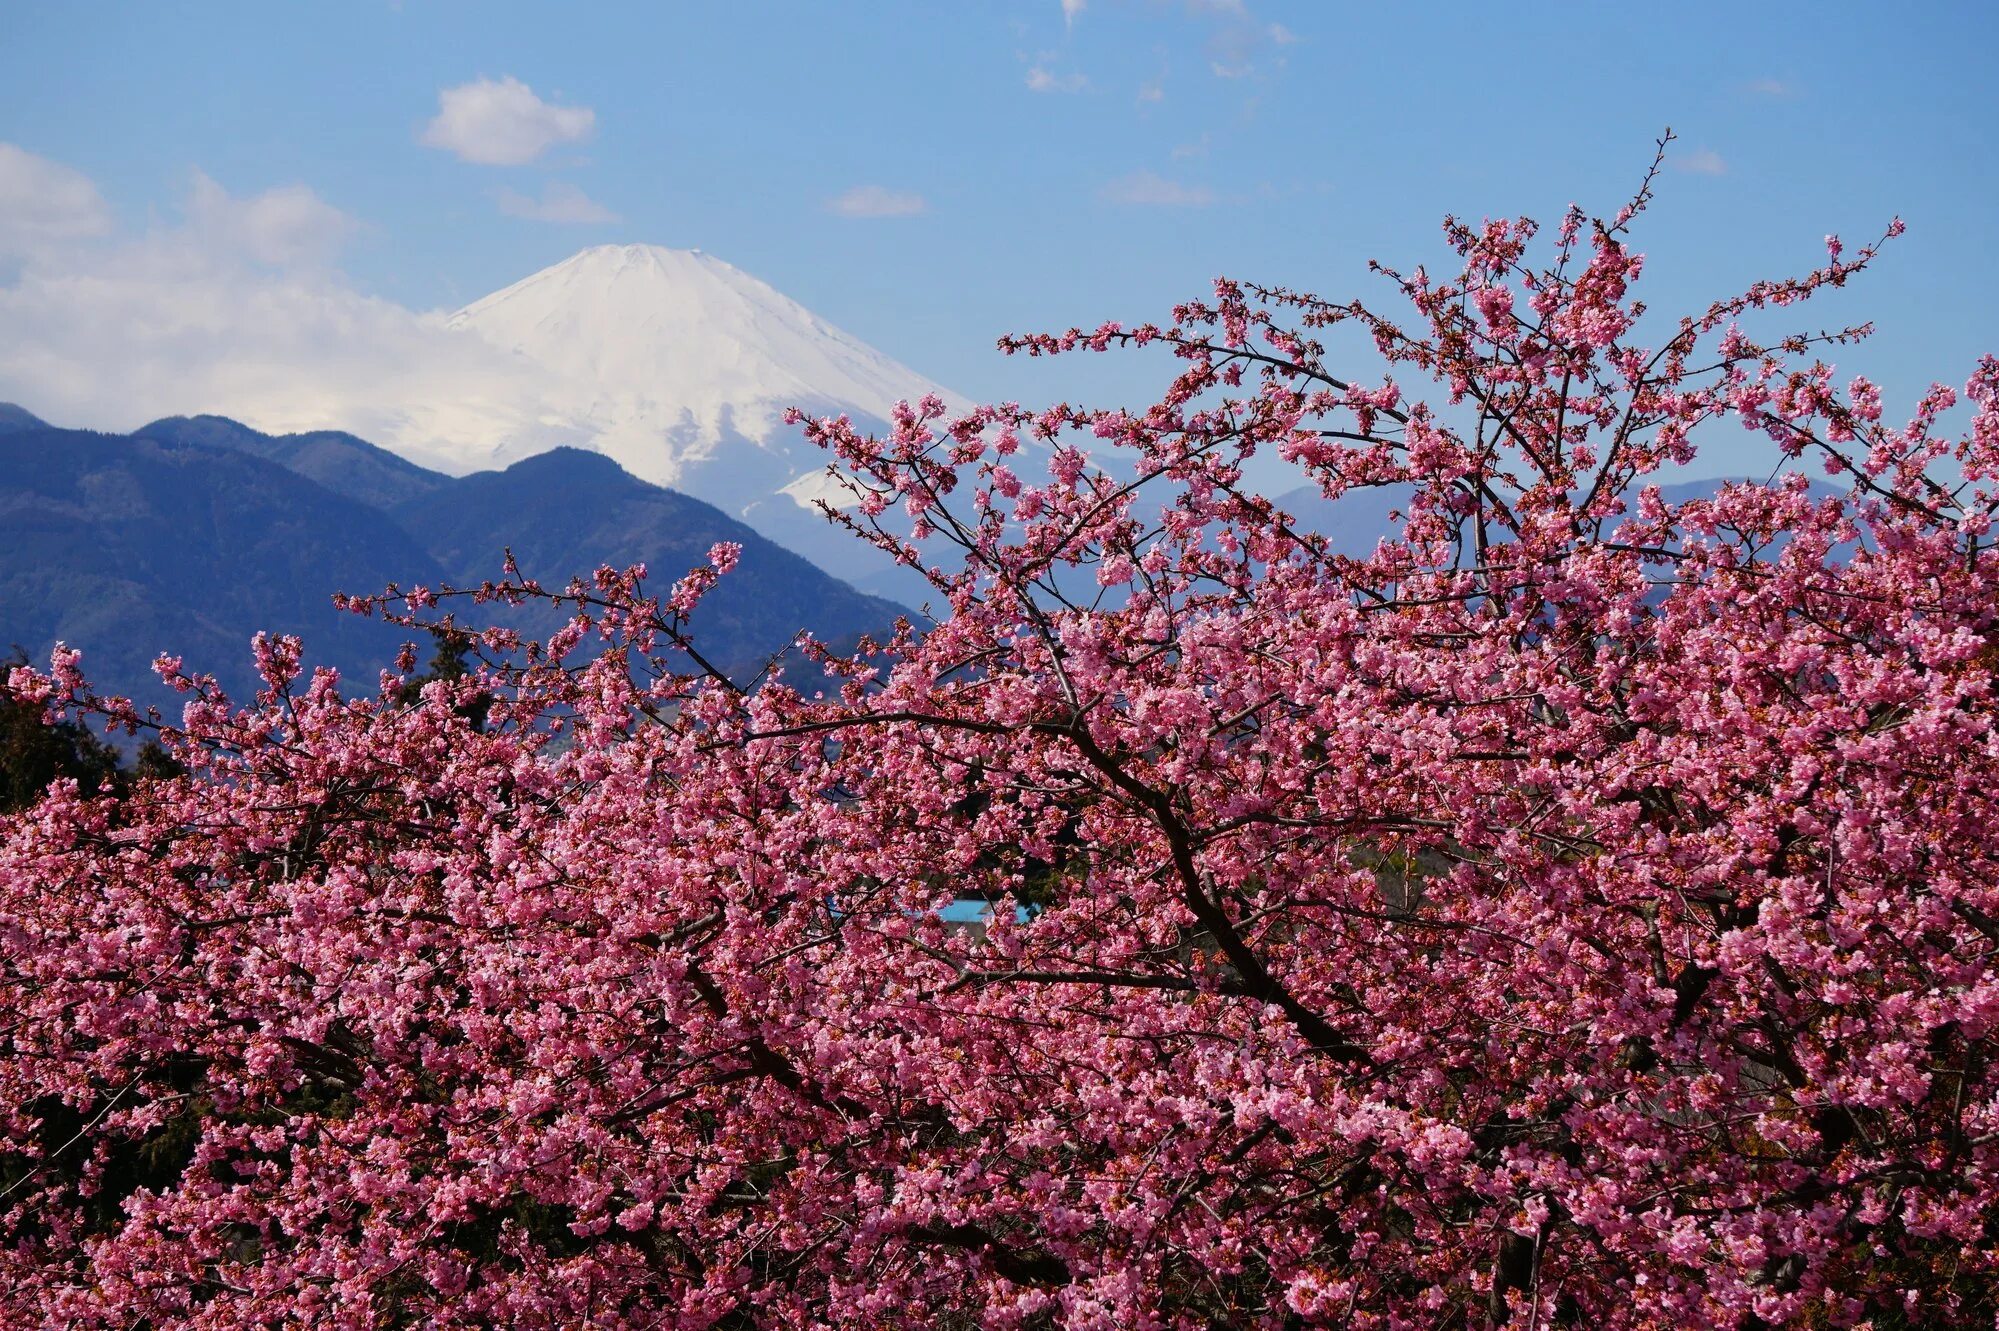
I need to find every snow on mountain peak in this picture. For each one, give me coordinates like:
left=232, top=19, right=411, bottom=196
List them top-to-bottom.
left=441, top=244, right=957, bottom=509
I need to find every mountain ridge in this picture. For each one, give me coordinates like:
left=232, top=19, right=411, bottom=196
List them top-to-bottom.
left=0, top=402, right=49, bottom=435
left=0, top=406, right=912, bottom=708
left=132, top=414, right=449, bottom=510
left=0, top=425, right=451, bottom=705
left=392, top=443, right=907, bottom=671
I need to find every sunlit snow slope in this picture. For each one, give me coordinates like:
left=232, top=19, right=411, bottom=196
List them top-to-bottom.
left=441, top=245, right=956, bottom=539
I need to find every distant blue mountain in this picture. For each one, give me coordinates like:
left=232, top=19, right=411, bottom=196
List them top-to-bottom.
left=9, top=394, right=1846, bottom=715
left=0, top=403, right=49, bottom=436
left=0, top=406, right=909, bottom=708
left=133, top=414, right=448, bottom=510
left=0, top=426, right=448, bottom=704
left=392, top=446, right=909, bottom=673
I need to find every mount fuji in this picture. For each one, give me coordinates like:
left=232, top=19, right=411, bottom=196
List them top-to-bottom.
left=406, top=244, right=961, bottom=594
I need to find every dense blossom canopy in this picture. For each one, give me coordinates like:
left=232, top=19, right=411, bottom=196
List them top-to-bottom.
left=6, top=142, right=1999, bottom=1328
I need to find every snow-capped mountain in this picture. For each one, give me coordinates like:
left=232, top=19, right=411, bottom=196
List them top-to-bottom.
left=1, top=240, right=965, bottom=593
left=418, top=244, right=958, bottom=587
left=447, top=246, right=943, bottom=483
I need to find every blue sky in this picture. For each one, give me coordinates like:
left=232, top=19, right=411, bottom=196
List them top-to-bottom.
left=2, top=1, right=1995, bottom=478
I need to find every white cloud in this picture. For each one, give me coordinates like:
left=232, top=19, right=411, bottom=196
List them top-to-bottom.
left=1062, top=0, right=1085, bottom=23
left=1172, top=2, right=1288, bottom=81
left=1207, top=24, right=1263, bottom=78
left=1026, top=64, right=1088, bottom=93
left=420, top=76, right=595, bottom=166
left=1746, top=77, right=1794, bottom=97
left=1137, top=79, right=1165, bottom=105
left=1171, top=133, right=1211, bottom=160
left=0, top=142, right=112, bottom=258
left=1672, top=148, right=1727, bottom=176
left=0, top=151, right=577, bottom=466
left=1100, top=170, right=1214, bottom=207
left=186, top=172, right=360, bottom=265
left=495, top=181, right=621, bottom=224
left=825, top=185, right=927, bottom=219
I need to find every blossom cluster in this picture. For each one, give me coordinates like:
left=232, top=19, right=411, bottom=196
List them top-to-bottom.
left=5, top=138, right=1998, bottom=1328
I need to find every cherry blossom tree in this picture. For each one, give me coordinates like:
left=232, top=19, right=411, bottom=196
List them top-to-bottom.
left=6, top=137, right=1999, bottom=1328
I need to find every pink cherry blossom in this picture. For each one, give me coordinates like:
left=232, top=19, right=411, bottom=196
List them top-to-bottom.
left=5, top=133, right=1998, bottom=1328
